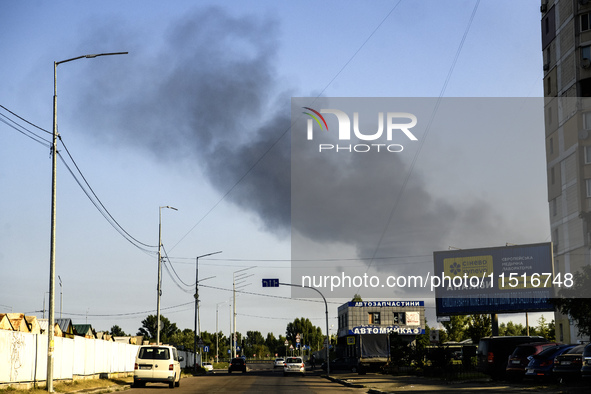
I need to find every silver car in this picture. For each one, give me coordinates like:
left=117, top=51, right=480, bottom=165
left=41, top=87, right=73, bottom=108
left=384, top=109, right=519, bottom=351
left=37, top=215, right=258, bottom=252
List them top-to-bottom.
left=283, top=357, right=305, bottom=376
left=274, top=358, right=285, bottom=368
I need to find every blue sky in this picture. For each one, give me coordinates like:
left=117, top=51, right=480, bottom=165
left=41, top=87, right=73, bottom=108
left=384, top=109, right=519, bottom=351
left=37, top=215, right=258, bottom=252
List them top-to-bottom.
left=1, top=1, right=549, bottom=339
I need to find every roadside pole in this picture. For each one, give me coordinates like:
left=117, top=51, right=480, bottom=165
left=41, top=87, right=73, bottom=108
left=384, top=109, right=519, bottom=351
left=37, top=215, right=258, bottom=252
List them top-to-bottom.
left=262, top=279, right=330, bottom=377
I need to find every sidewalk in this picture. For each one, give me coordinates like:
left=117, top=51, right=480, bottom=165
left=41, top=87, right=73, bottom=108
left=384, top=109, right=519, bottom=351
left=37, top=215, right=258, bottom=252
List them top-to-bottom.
left=324, top=372, right=590, bottom=393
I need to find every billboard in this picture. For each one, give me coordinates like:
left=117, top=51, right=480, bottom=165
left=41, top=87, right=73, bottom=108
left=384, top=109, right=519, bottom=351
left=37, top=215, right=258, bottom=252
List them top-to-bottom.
left=433, top=242, right=554, bottom=316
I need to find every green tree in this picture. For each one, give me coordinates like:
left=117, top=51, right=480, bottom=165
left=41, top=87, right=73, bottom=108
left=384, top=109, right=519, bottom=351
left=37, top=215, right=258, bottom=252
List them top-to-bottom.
left=550, top=265, right=591, bottom=338
left=351, top=294, right=363, bottom=302
left=465, top=314, right=491, bottom=343
left=137, top=315, right=180, bottom=343
left=441, top=315, right=469, bottom=342
left=531, top=316, right=555, bottom=341
left=286, top=318, right=323, bottom=351
left=498, top=321, right=525, bottom=336
left=110, top=325, right=126, bottom=337
left=169, top=328, right=194, bottom=351
left=246, top=330, right=265, bottom=346
left=265, top=332, right=279, bottom=354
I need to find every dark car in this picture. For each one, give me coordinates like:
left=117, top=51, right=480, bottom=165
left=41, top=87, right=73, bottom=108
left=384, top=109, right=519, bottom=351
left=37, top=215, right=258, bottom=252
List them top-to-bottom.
left=477, top=336, right=548, bottom=379
left=506, top=342, right=558, bottom=380
left=582, top=343, right=591, bottom=380
left=525, top=344, right=576, bottom=379
left=553, top=344, right=586, bottom=383
left=228, top=357, right=247, bottom=373
left=321, top=357, right=360, bottom=373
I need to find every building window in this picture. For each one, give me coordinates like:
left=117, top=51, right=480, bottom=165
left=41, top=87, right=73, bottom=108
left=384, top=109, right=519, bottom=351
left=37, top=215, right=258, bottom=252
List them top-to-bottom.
left=583, top=13, right=591, bottom=32
left=545, top=17, right=550, bottom=34
left=583, top=46, right=591, bottom=62
left=547, top=107, right=552, bottom=126
left=584, top=112, right=591, bottom=129
left=549, top=137, right=554, bottom=154
left=585, top=145, right=591, bottom=163
left=551, top=166, right=555, bottom=185
left=586, top=179, right=591, bottom=197
left=552, top=199, right=557, bottom=216
left=368, top=312, right=380, bottom=325
left=393, top=312, right=406, bottom=325
left=559, top=323, right=564, bottom=342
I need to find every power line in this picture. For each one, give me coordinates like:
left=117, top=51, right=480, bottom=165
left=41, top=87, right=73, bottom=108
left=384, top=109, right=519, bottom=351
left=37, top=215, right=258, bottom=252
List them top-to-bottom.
left=0, top=104, right=51, bottom=134
left=1, top=104, right=158, bottom=254
left=0, top=110, right=51, bottom=147
left=59, top=138, right=157, bottom=249
left=160, top=244, right=196, bottom=292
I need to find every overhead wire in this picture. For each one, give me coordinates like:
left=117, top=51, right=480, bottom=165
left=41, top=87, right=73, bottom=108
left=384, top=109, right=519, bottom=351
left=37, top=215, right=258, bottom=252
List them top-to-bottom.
left=1, top=104, right=158, bottom=254
left=0, top=110, right=51, bottom=148
left=59, top=138, right=158, bottom=249
left=160, top=244, right=196, bottom=291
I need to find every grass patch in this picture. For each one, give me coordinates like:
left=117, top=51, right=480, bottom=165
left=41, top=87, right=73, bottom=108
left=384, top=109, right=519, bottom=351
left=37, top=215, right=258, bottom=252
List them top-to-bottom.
left=0, top=377, right=132, bottom=394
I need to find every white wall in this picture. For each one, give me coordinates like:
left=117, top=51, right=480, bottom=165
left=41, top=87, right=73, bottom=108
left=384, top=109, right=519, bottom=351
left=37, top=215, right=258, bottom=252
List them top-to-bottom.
left=0, top=330, right=195, bottom=384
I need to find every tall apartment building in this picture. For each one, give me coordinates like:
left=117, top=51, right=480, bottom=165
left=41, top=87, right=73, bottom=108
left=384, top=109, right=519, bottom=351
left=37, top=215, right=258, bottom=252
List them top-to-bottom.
left=541, top=0, right=591, bottom=343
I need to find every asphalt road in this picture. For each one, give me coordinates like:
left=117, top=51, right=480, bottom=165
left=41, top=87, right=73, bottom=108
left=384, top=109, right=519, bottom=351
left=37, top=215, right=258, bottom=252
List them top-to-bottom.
left=126, top=362, right=591, bottom=393
left=128, top=363, right=366, bottom=394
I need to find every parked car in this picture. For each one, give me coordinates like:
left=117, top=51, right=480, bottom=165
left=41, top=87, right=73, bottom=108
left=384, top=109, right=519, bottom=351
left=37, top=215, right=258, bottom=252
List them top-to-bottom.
left=477, top=336, right=548, bottom=379
left=505, top=342, right=558, bottom=380
left=581, top=343, right=591, bottom=380
left=525, top=344, right=576, bottom=379
left=553, top=344, right=586, bottom=383
left=133, top=345, right=183, bottom=388
left=228, top=357, right=247, bottom=373
left=283, top=357, right=305, bottom=376
left=321, top=357, right=360, bottom=373
left=274, top=358, right=285, bottom=368
left=202, top=362, right=213, bottom=372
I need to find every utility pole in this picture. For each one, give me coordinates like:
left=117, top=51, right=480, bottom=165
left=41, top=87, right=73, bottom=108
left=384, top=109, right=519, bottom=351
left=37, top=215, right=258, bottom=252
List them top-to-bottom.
left=48, top=51, right=127, bottom=393
left=157, top=205, right=177, bottom=345
left=193, top=251, right=220, bottom=373
left=232, top=267, right=254, bottom=358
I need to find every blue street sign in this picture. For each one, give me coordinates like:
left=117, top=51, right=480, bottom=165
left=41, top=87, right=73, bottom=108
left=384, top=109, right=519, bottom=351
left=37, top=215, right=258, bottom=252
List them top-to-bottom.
left=262, top=278, right=279, bottom=287
left=204, top=346, right=209, bottom=353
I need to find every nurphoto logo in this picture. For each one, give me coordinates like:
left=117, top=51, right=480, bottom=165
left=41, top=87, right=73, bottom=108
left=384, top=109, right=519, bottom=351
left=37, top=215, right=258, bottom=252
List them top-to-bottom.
left=302, top=107, right=418, bottom=153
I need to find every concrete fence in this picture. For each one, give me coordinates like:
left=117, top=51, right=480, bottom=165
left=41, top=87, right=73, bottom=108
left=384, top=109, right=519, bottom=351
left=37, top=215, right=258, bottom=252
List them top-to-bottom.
left=0, top=330, right=195, bottom=385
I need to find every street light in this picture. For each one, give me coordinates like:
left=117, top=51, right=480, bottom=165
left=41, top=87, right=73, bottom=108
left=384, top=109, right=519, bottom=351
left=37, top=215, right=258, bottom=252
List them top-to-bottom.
left=47, top=51, right=127, bottom=393
left=157, top=205, right=177, bottom=345
left=193, top=251, right=221, bottom=373
left=232, top=267, right=254, bottom=358
left=279, top=282, right=331, bottom=377
left=215, top=300, right=228, bottom=364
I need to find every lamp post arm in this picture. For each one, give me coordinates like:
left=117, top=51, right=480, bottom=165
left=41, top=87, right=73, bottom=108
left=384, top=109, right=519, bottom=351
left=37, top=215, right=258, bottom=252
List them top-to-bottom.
left=278, top=282, right=330, bottom=377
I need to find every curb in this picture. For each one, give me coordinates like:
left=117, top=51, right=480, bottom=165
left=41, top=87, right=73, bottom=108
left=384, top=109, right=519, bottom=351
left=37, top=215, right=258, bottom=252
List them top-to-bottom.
left=322, top=375, right=372, bottom=390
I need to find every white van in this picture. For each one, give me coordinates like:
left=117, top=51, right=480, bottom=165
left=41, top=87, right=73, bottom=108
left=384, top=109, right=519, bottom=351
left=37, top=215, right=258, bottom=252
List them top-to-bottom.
left=133, top=345, right=183, bottom=388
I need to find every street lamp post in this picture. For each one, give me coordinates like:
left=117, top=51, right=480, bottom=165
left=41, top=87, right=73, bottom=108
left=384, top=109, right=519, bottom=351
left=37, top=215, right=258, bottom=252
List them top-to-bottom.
left=47, top=51, right=127, bottom=393
left=157, top=205, right=177, bottom=345
left=193, top=251, right=221, bottom=373
left=232, top=267, right=254, bottom=358
left=279, top=282, right=330, bottom=377
left=215, top=301, right=228, bottom=364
